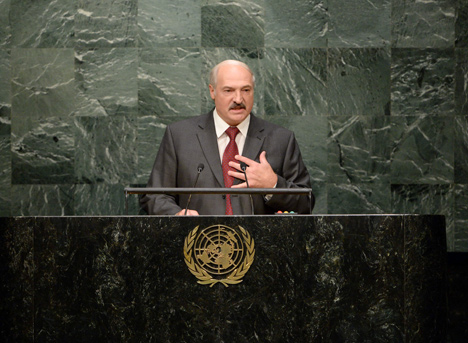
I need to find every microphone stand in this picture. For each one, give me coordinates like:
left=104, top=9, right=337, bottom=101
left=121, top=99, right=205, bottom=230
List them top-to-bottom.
left=240, top=162, right=255, bottom=215
left=184, top=164, right=204, bottom=215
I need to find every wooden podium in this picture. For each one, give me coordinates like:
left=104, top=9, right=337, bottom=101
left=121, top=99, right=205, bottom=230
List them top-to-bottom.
left=1, top=215, right=446, bottom=342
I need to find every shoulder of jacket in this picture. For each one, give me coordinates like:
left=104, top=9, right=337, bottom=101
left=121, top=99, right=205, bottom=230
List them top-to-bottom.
left=168, top=111, right=212, bottom=131
left=252, top=115, right=294, bottom=136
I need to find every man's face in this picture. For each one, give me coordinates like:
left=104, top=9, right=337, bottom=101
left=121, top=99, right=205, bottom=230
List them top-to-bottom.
left=209, top=64, right=254, bottom=126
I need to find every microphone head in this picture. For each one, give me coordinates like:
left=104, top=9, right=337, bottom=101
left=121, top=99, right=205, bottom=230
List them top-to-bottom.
left=240, top=161, right=248, bottom=172
left=197, top=163, right=205, bottom=172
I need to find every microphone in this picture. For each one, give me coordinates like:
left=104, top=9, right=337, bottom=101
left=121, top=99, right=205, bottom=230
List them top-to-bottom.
left=240, top=162, right=254, bottom=215
left=240, top=162, right=249, bottom=187
left=184, top=163, right=204, bottom=215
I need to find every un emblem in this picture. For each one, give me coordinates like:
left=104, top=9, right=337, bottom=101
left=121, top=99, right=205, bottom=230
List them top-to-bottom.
left=183, top=224, right=255, bottom=287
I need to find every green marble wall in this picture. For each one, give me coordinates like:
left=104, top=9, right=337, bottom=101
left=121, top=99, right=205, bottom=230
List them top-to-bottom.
left=0, top=0, right=466, bottom=251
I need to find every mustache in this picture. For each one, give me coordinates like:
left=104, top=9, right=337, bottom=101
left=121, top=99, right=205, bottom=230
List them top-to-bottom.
left=229, top=102, right=246, bottom=110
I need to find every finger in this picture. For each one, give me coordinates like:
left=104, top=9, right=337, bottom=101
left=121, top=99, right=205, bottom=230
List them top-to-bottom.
left=259, top=151, right=269, bottom=164
left=235, top=154, right=257, bottom=166
left=228, top=161, right=242, bottom=171
left=228, top=171, right=246, bottom=180
left=231, top=182, right=247, bottom=189
left=176, top=209, right=199, bottom=216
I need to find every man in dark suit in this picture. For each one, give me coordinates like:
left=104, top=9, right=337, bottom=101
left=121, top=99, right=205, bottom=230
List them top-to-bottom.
left=140, top=60, right=313, bottom=215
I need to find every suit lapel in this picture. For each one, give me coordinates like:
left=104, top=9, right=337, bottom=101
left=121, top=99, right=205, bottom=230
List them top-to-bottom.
left=196, top=111, right=224, bottom=187
left=242, top=114, right=266, bottom=162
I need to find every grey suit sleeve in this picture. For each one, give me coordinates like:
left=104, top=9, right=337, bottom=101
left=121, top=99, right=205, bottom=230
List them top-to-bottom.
left=140, top=126, right=183, bottom=215
left=264, top=132, right=313, bottom=214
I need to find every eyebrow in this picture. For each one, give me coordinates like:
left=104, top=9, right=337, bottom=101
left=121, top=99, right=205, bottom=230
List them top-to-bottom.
left=222, top=85, right=252, bottom=90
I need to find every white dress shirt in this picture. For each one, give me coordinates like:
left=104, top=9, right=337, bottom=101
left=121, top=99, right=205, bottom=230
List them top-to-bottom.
left=213, top=108, right=251, bottom=162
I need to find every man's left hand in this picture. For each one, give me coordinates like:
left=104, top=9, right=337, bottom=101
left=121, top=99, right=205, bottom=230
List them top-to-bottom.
left=228, top=151, right=277, bottom=188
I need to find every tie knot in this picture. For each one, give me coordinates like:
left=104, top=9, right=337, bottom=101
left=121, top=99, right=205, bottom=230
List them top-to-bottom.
left=225, top=126, right=240, bottom=140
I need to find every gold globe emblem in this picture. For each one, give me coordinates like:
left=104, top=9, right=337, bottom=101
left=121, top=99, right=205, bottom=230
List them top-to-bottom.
left=184, top=225, right=255, bottom=287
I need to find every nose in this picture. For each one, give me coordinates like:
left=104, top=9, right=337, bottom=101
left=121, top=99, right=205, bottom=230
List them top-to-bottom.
left=233, top=90, right=243, bottom=104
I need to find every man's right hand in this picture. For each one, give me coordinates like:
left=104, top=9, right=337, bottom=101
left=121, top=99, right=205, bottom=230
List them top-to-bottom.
left=175, top=209, right=199, bottom=216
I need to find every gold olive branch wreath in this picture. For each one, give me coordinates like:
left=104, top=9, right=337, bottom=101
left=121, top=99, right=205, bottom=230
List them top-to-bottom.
left=183, top=225, right=255, bottom=287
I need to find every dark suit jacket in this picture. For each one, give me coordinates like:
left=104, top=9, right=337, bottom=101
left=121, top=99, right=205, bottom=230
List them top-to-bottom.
left=140, top=110, right=313, bottom=215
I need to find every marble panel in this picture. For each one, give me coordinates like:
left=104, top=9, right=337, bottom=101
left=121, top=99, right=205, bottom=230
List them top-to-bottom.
left=0, top=0, right=11, bottom=48
left=9, top=0, right=74, bottom=48
left=75, top=0, right=137, bottom=48
left=137, top=0, right=201, bottom=47
left=201, top=0, right=264, bottom=48
left=264, top=0, right=328, bottom=48
left=328, top=0, right=391, bottom=47
left=392, top=0, right=455, bottom=48
left=456, top=0, right=468, bottom=47
left=11, top=48, right=75, bottom=134
left=75, top=48, right=138, bottom=117
left=138, top=48, right=201, bottom=117
left=201, top=48, right=262, bottom=115
left=262, top=48, right=327, bottom=116
left=328, top=48, right=391, bottom=116
left=392, top=48, right=455, bottom=116
left=455, top=48, right=468, bottom=115
left=0, top=49, right=10, bottom=119
left=268, top=115, right=328, bottom=183
left=74, top=116, right=137, bottom=184
left=136, top=116, right=188, bottom=184
left=328, top=116, right=394, bottom=183
left=389, top=116, right=454, bottom=184
left=455, top=116, right=468, bottom=183
left=11, top=117, right=75, bottom=184
left=0, top=122, right=11, bottom=216
left=309, top=181, right=327, bottom=214
left=327, top=183, right=391, bottom=214
left=74, top=184, right=129, bottom=215
left=391, top=184, right=454, bottom=249
left=10, top=185, right=74, bottom=216
left=454, top=185, right=468, bottom=251
left=123, top=187, right=145, bottom=215
left=403, top=215, right=447, bottom=341
left=0, top=216, right=444, bottom=341
left=333, top=216, right=406, bottom=341
left=0, top=217, right=33, bottom=341
left=30, top=217, right=222, bottom=341
left=32, top=217, right=98, bottom=341
left=218, top=220, right=346, bottom=341
left=447, top=252, right=468, bottom=340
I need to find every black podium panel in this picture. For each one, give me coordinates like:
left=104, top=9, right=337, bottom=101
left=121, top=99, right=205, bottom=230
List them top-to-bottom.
left=1, top=215, right=446, bottom=342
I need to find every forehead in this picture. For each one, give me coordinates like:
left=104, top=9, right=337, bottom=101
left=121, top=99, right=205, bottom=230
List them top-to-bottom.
left=217, top=64, right=254, bottom=87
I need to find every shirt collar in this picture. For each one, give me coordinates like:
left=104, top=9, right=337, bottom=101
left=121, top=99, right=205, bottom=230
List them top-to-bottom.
left=213, top=108, right=250, bottom=138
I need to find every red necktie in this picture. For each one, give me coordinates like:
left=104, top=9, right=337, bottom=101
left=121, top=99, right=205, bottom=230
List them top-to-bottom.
left=222, top=127, right=240, bottom=215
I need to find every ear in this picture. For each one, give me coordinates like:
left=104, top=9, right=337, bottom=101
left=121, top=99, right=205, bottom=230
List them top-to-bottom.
left=209, top=84, right=216, bottom=100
